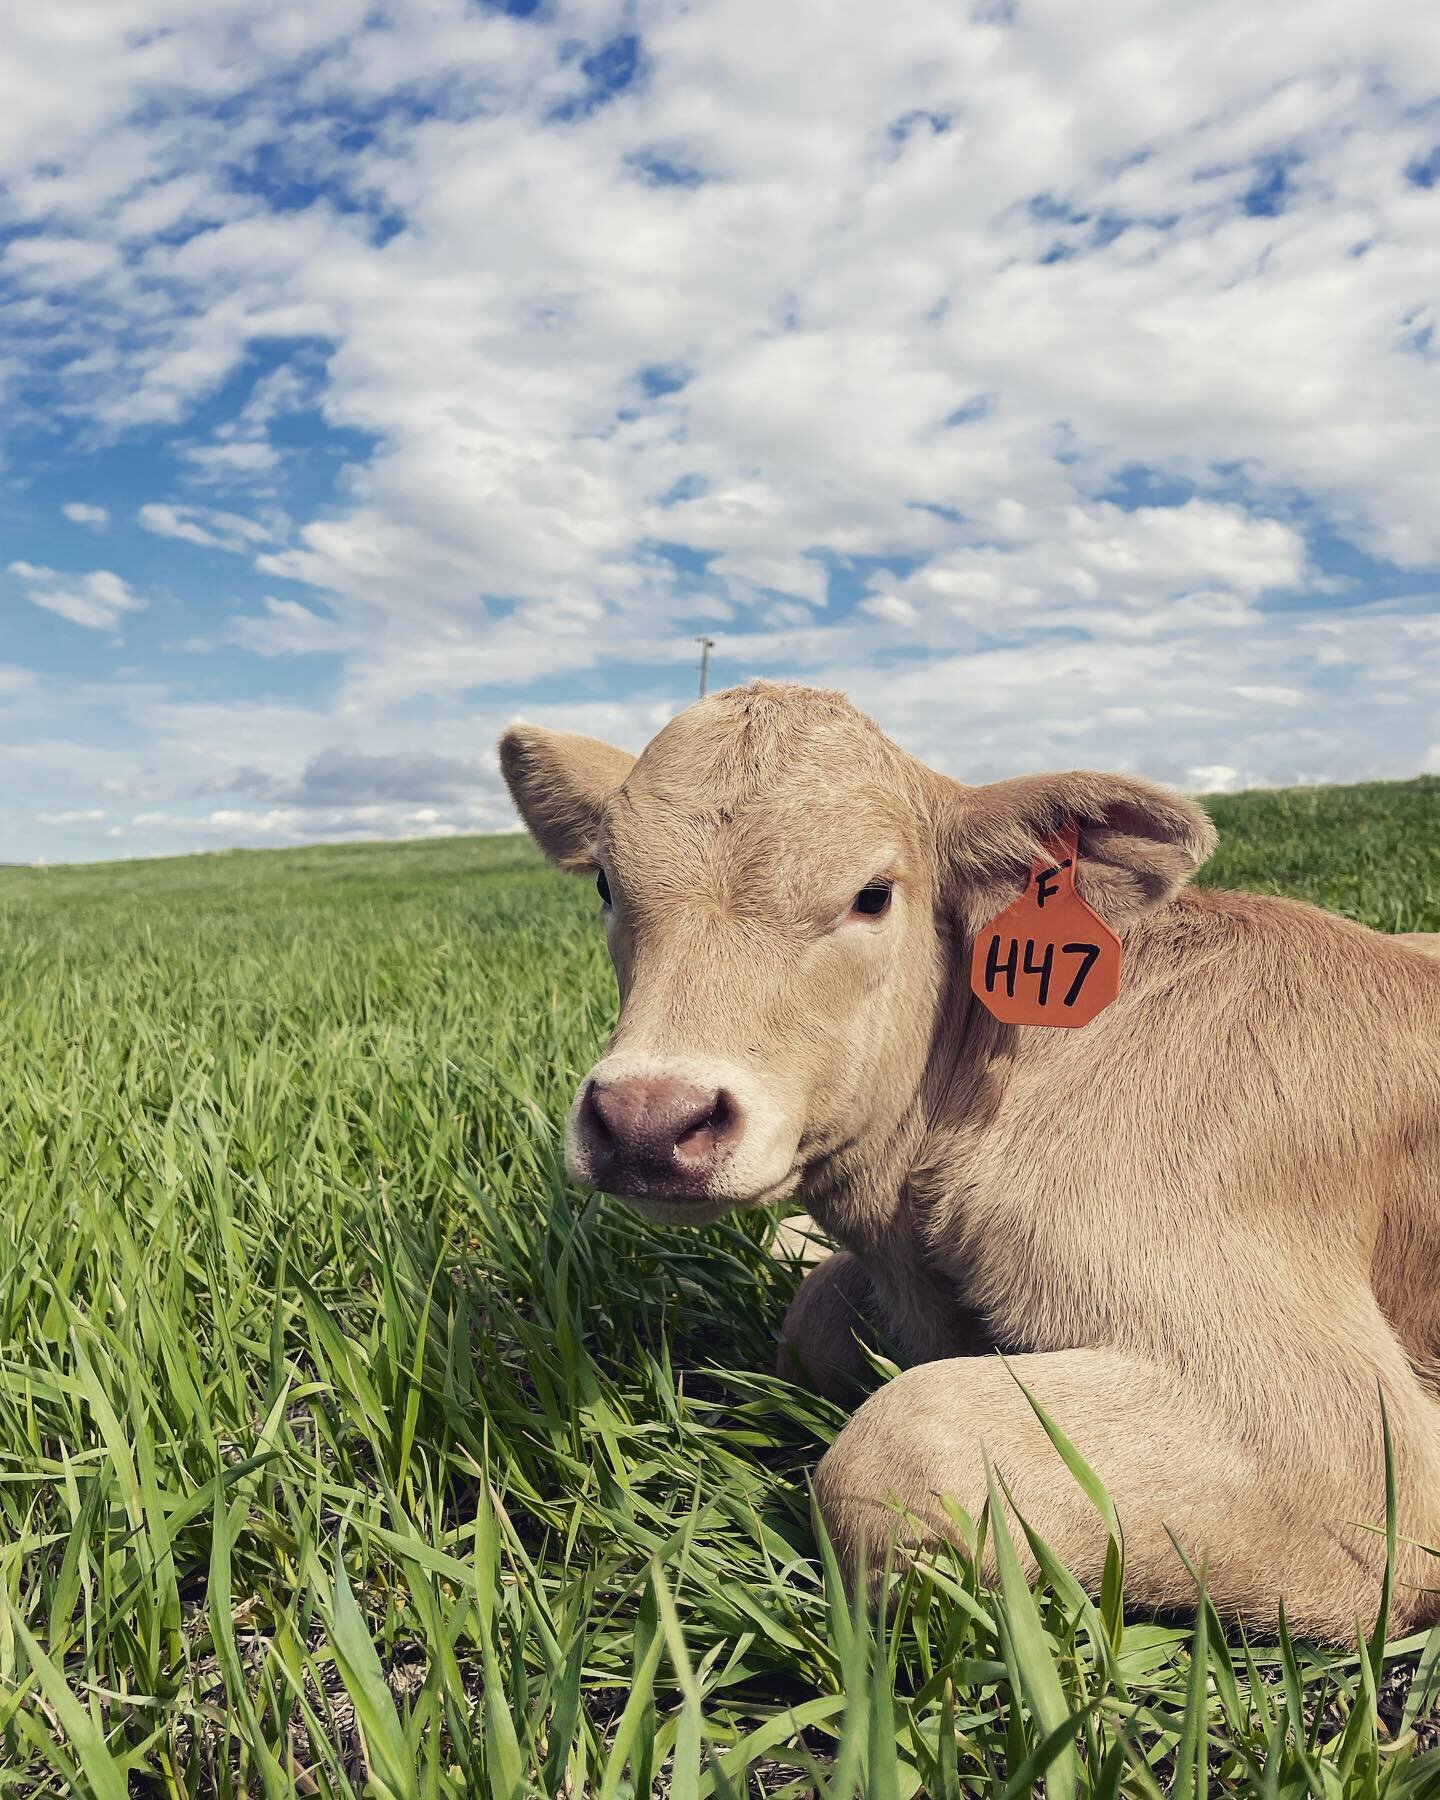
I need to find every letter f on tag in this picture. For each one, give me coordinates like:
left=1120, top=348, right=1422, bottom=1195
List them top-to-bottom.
left=969, top=822, right=1122, bottom=1028
left=1034, top=858, right=1070, bottom=909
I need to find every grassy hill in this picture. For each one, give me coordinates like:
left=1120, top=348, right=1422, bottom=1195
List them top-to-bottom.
left=0, top=778, right=1436, bottom=1794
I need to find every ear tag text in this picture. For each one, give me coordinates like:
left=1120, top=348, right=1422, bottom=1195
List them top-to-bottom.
left=969, top=821, right=1122, bottom=1028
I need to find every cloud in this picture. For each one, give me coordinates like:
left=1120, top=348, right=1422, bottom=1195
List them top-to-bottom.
left=180, top=361, right=312, bottom=485
left=873, top=500, right=1309, bottom=630
left=61, top=502, right=109, bottom=529
left=137, top=502, right=276, bottom=554
left=8, top=561, right=146, bottom=631
left=860, top=593, right=920, bottom=627
left=227, top=596, right=351, bottom=657
left=203, top=745, right=487, bottom=807
left=289, top=747, right=485, bottom=806
left=1187, top=765, right=1242, bottom=794
left=124, top=802, right=476, bottom=847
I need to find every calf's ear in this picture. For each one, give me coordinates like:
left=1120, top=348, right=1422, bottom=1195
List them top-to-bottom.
left=498, top=726, right=636, bottom=871
left=938, top=769, right=1217, bottom=929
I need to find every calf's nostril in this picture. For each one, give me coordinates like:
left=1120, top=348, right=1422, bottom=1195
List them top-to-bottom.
left=581, top=1081, right=618, bottom=1156
left=675, top=1088, right=737, bottom=1151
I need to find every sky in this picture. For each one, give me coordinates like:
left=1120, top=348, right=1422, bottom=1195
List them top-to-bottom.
left=2, top=1, right=1439, bottom=863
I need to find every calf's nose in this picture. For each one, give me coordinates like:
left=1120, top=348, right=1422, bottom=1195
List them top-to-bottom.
left=579, top=1075, right=742, bottom=1192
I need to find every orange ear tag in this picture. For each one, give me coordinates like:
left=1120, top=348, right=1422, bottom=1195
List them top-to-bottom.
left=969, top=822, right=1122, bottom=1027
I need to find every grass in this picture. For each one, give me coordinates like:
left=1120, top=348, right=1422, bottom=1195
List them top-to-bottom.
left=0, top=777, right=1437, bottom=1795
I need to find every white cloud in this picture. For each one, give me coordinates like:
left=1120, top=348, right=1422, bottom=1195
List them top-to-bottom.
left=180, top=361, right=311, bottom=485
left=876, top=501, right=1309, bottom=632
left=62, top=502, right=109, bottom=529
left=137, top=502, right=276, bottom=553
left=8, top=562, right=147, bottom=631
left=860, top=593, right=919, bottom=627
left=227, top=596, right=351, bottom=657
left=1233, top=685, right=1305, bottom=707
left=1187, top=765, right=1243, bottom=794
left=37, top=808, right=107, bottom=824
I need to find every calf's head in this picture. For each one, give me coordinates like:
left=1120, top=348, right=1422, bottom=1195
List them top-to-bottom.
left=500, top=683, right=1214, bottom=1225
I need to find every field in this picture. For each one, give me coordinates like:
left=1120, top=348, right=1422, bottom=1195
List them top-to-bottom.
left=1, top=776, right=1439, bottom=1797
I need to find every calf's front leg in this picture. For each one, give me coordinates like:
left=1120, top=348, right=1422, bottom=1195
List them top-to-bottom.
left=778, top=1238, right=1003, bottom=1402
left=777, top=1251, right=883, bottom=1401
left=814, top=1347, right=1440, bottom=1640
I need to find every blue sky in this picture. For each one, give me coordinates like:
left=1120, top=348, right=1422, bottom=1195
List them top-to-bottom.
left=2, top=1, right=1439, bottom=862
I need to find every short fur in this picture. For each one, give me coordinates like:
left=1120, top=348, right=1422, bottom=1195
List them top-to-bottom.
left=499, top=682, right=1440, bottom=1639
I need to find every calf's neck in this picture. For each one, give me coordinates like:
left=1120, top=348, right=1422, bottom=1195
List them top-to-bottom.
left=500, top=681, right=1440, bottom=1639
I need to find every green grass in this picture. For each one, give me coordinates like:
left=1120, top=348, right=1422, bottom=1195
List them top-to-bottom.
left=0, top=778, right=1437, bottom=1796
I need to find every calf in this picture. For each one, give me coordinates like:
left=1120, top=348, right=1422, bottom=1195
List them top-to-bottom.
left=500, top=682, right=1440, bottom=1639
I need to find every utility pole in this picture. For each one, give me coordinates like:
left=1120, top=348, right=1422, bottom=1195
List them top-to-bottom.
left=695, top=636, right=715, bottom=698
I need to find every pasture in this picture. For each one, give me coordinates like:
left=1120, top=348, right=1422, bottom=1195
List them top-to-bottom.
left=0, top=776, right=1438, bottom=1796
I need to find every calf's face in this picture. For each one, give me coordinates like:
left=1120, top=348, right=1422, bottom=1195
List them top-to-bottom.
left=500, top=684, right=1213, bottom=1225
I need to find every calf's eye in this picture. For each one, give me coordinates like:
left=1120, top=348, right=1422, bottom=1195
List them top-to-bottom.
left=596, top=869, right=612, bottom=906
left=852, top=881, right=892, bottom=917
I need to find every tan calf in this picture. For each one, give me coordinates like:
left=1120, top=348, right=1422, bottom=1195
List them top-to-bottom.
left=500, top=682, right=1440, bottom=1639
